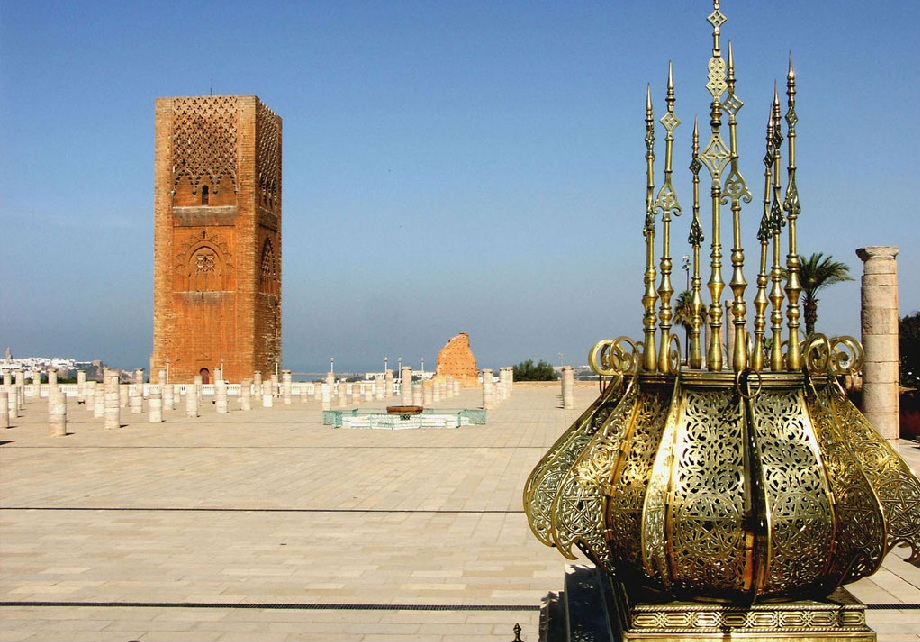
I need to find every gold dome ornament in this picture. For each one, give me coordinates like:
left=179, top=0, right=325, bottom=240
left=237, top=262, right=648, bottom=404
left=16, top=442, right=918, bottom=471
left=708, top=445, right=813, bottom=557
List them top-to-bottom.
left=524, top=1, right=919, bottom=638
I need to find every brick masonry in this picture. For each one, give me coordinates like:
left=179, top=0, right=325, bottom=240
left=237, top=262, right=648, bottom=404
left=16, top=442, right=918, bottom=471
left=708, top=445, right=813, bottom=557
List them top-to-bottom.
left=151, top=96, right=282, bottom=383
left=435, top=332, right=479, bottom=383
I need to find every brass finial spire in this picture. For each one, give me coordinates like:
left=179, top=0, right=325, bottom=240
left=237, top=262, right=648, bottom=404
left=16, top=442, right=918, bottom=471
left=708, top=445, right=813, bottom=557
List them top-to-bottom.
left=700, top=1, right=730, bottom=371
left=722, top=41, right=753, bottom=373
left=783, top=55, right=803, bottom=369
left=655, top=62, right=682, bottom=373
left=642, top=84, right=658, bottom=372
left=769, top=84, right=786, bottom=370
left=752, top=107, right=774, bottom=372
left=688, top=117, right=705, bottom=369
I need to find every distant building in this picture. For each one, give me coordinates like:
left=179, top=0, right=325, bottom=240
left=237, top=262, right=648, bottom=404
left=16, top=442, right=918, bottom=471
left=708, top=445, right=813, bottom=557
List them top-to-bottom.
left=150, top=96, right=283, bottom=383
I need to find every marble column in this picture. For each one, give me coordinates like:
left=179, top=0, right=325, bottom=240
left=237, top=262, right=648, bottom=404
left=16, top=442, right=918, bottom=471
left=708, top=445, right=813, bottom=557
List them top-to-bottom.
left=857, top=246, right=900, bottom=441
left=482, top=368, right=495, bottom=410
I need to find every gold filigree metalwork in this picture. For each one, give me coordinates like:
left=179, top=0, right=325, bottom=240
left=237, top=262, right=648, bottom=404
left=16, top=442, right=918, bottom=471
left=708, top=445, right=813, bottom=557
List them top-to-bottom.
left=524, top=0, right=920, bottom=614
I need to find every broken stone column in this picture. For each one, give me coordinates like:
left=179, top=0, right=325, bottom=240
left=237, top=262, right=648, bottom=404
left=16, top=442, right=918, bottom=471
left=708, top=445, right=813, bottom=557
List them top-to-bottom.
left=857, top=246, right=900, bottom=442
left=562, top=366, right=575, bottom=409
left=135, top=368, right=145, bottom=389
left=158, top=368, right=167, bottom=385
left=401, top=368, right=413, bottom=405
left=104, top=369, right=121, bottom=430
left=385, top=369, right=394, bottom=398
left=482, top=369, right=495, bottom=410
left=32, top=370, right=42, bottom=399
left=77, top=370, right=86, bottom=404
left=282, top=370, right=293, bottom=405
left=2, top=371, right=10, bottom=387
left=253, top=371, right=263, bottom=394
left=375, top=374, right=385, bottom=400
left=193, top=375, right=203, bottom=408
left=215, top=378, right=229, bottom=414
left=239, top=379, right=252, bottom=410
left=84, top=380, right=96, bottom=412
left=262, top=381, right=273, bottom=407
left=433, top=381, right=441, bottom=403
left=186, top=382, right=200, bottom=418
left=412, top=382, right=423, bottom=407
left=321, top=383, right=331, bottom=411
left=423, top=383, right=434, bottom=405
left=7, top=384, right=19, bottom=419
left=94, top=384, right=105, bottom=419
left=119, top=384, right=129, bottom=408
left=163, top=384, right=174, bottom=410
left=130, top=385, right=143, bottom=414
left=148, top=385, right=163, bottom=423
left=48, top=387, right=67, bottom=437
left=0, top=390, right=8, bottom=428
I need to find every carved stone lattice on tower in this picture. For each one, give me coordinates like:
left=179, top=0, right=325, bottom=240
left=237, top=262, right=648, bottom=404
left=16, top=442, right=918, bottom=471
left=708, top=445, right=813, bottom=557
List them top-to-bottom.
left=151, top=95, right=282, bottom=383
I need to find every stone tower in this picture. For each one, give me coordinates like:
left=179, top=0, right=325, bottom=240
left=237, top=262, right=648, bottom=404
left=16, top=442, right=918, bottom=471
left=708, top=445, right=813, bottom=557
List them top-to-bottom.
left=151, top=95, right=282, bottom=384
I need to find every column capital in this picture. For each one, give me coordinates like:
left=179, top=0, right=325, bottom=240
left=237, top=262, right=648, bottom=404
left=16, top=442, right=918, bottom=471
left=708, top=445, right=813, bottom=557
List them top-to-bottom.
left=856, top=246, right=899, bottom=262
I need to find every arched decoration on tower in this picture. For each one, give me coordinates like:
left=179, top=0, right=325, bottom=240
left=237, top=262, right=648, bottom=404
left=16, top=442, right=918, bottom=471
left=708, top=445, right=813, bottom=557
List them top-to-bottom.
left=259, top=238, right=278, bottom=296
left=186, top=244, right=224, bottom=292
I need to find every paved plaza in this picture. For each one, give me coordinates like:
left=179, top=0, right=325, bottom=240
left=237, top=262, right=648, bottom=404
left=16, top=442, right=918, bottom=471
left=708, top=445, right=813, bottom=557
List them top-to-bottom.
left=1, top=384, right=919, bottom=641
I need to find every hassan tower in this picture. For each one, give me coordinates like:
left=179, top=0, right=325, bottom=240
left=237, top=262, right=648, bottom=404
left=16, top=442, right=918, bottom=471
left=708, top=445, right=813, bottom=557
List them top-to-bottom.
left=151, top=95, right=282, bottom=383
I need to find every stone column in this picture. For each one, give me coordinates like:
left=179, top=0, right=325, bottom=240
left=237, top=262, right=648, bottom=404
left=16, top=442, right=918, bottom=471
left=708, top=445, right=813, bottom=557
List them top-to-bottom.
left=857, top=246, right=900, bottom=441
left=562, top=366, right=575, bottom=409
left=135, top=368, right=145, bottom=387
left=158, top=368, right=167, bottom=386
left=401, top=368, right=413, bottom=405
left=482, top=368, right=495, bottom=410
left=104, top=369, right=121, bottom=430
left=385, top=369, right=394, bottom=398
left=32, top=370, right=42, bottom=399
left=77, top=370, right=86, bottom=404
left=282, top=370, right=293, bottom=405
left=2, top=371, right=10, bottom=387
left=253, top=371, right=263, bottom=394
left=271, top=373, right=279, bottom=397
left=374, top=374, right=385, bottom=400
left=193, top=375, right=203, bottom=408
left=215, top=378, right=228, bottom=413
left=239, top=379, right=252, bottom=410
left=262, top=380, right=274, bottom=407
left=85, top=381, right=96, bottom=412
left=186, top=381, right=200, bottom=418
left=433, top=381, right=441, bottom=403
left=423, top=382, right=434, bottom=405
left=119, top=383, right=129, bottom=408
left=321, top=383, right=331, bottom=411
left=338, top=383, right=349, bottom=407
left=362, top=383, right=372, bottom=403
left=6, top=384, right=18, bottom=420
left=94, top=384, right=105, bottom=419
left=163, top=384, right=175, bottom=411
left=130, top=385, right=143, bottom=414
left=148, top=385, right=163, bottom=423
left=49, top=387, right=67, bottom=437
left=0, top=390, right=8, bottom=428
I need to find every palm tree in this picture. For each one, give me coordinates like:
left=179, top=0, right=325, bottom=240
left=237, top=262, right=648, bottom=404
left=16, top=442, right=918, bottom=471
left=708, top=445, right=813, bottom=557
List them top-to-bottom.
left=798, top=252, right=853, bottom=336
left=672, top=290, right=707, bottom=360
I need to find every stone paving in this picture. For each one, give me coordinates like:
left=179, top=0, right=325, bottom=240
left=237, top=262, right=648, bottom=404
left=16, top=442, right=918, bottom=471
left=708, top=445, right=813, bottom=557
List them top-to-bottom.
left=1, top=384, right=918, bottom=641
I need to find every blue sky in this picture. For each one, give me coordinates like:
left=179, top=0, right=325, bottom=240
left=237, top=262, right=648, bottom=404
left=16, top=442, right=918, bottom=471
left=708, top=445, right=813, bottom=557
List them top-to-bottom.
left=1, top=1, right=918, bottom=373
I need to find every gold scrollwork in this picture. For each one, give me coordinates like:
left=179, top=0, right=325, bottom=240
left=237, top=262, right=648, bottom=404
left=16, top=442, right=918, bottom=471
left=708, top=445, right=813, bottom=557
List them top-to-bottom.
left=804, top=334, right=864, bottom=377
left=589, top=336, right=640, bottom=378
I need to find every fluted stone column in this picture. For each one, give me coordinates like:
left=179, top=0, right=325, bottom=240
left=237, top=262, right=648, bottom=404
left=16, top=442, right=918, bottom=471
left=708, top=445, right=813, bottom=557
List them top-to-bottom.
left=857, top=246, right=900, bottom=441
left=562, top=366, right=575, bottom=409
left=401, top=368, right=413, bottom=405
left=104, top=369, right=121, bottom=430
left=482, top=369, right=495, bottom=410
left=282, top=370, right=293, bottom=405
left=240, top=379, right=252, bottom=411
left=148, top=385, right=163, bottom=423
left=49, top=387, right=67, bottom=437
left=0, top=390, right=8, bottom=428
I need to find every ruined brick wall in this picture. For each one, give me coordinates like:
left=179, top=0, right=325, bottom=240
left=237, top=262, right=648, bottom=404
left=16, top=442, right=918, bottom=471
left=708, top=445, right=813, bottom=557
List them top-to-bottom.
left=151, top=96, right=282, bottom=383
left=435, top=332, right=479, bottom=381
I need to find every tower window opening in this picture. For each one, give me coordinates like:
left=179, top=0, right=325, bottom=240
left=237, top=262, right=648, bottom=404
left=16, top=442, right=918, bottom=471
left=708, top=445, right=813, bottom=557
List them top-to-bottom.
left=202, top=185, right=209, bottom=204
